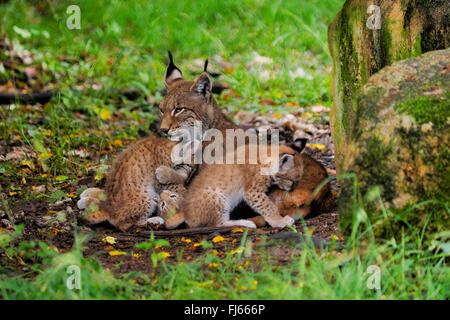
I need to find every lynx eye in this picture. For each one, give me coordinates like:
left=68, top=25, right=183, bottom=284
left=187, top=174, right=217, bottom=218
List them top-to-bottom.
left=173, top=107, right=184, bottom=115
left=169, top=194, right=177, bottom=199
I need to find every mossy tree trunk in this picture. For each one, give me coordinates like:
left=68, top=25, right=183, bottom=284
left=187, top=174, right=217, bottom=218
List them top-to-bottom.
left=328, top=0, right=449, bottom=171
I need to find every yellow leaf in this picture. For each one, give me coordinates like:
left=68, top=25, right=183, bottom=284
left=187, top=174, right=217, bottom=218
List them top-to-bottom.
left=99, top=109, right=112, bottom=120
left=111, top=139, right=123, bottom=147
left=306, top=143, right=326, bottom=150
left=38, top=152, right=51, bottom=159
left=20, top=159, right=35, bottom=170
left=55, top=175, right=68, bottom=181
left=66, top=193, right=78, bottom=198
left=231, top=228, right=244, bottom=234
left=331, top=234, right=344, bottom=241
left=212, top=235, right=225, bottom=243
left=102, top=236, right=117, bottom=245
left=181, top=237, right=192, bottom=243
left=193, top=242, right=203, bottom=247
left=104, top=245, right=114, bottom=251
left=230, top=247, right=243, bottom=255
left=212, top=249, right=221, bottom=255
left=108, top=250, right=126, bottom=256
left=159, top=252, right=170, bottom=258
left=133, top=253, right=142, bottom=258
left=209, top=262, right=219, bottom=268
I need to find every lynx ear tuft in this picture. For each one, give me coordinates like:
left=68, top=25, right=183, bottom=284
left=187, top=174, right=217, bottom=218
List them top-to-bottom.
left=164, top=50, right=183, bottom=88
left=203, top=58, right=208, bottom=72
left=191, top=72, right=212, bottom=98
left=289, top=138, right=307, bottom=153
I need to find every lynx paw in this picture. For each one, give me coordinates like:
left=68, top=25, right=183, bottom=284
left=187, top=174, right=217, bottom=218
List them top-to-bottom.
left=78, top=188, right=105, bottom=209
left=77, top=197, right=98, bottom=210
left=146, top=216, right=165, bottom=225
left=267, top=216, right=295, bottom=229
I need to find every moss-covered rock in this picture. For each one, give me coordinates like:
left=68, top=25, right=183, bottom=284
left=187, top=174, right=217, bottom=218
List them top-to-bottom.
left=328, top=0, right=449, bottom=171
left=338, top=48, right=450, bottom=241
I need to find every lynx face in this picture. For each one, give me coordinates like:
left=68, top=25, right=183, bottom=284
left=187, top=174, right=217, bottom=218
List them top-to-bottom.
left=159, top=52, right=217, bottom=138
left=271, top=141, right=306, bottom=191
left=158, top=190, right=182, bottom=220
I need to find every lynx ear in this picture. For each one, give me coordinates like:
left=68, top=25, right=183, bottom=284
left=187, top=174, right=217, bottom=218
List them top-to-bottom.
left=164, top=51, right=183, bottom=88
left=191, top=72, right=212, bottom=98
left=289, top=138, right=307, bottom=153
left=279, top=153, right=295, bottom=171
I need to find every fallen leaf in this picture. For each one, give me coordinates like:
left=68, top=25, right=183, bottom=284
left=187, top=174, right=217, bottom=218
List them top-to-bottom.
left=260, top=98, right=277, bottom=106
left=284, top=101, right=299, bottom=107
left=99, top=109, right=112, bottom=120
left=111, top=139, right=123, bottom=147
left=306, top=143, right=326, bottom=150
left=20, top=159, right=35, bottom=170
left=231, top=228, right=244, bottom=234
left=212, top=235, right=225, bottom=243
left=102, top=236, right=117, bottom=245
left=181, top=237, right=192, bottom=243
left=230, top=247, right=244, bottom=255
left=108, top=250, right=127, bottom=256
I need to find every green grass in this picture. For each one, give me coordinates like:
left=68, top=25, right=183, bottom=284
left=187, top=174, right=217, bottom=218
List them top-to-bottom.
left=0, top=0, right=448, bottom=300
left=0, top=207, right=448, bottom=299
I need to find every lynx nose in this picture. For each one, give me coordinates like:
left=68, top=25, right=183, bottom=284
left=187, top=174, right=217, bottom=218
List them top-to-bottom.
left=160, top=128, right=169, bottom=135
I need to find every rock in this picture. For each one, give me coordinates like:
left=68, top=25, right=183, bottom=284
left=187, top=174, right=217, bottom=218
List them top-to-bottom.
left=328, top=0, right=449, bottom=171
left=338, top=48, right=450, bottom=242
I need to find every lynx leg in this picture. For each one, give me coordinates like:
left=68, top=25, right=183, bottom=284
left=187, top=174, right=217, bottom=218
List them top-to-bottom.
left=244, top=190, right=294, bottom=228
left=85, top=210, right=108, bottom=224
left=165, top=212, right=185, bottom=229
left=246, top=216, right=266, bottom=227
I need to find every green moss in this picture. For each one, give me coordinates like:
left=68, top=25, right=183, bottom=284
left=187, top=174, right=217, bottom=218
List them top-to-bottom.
left=414, top=35, right=423, bottom=55
left=397, top=92, right=450, bottom=129
left=357, top=135, right=397, bottom=201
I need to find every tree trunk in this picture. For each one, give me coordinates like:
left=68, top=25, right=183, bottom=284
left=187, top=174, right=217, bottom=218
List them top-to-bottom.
left=328, top=0, right=449, bottom=172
